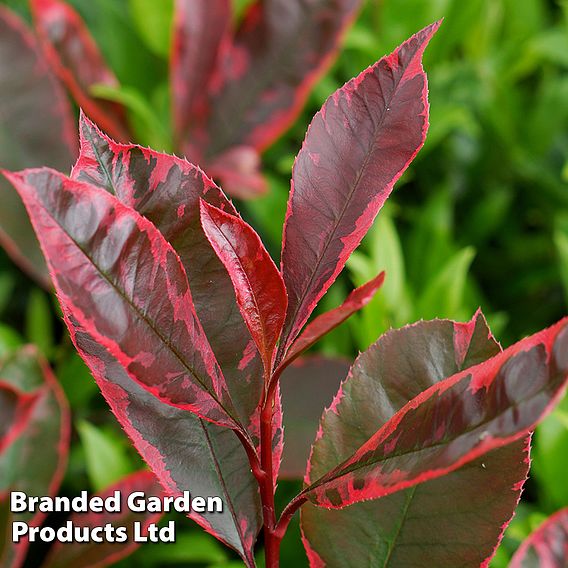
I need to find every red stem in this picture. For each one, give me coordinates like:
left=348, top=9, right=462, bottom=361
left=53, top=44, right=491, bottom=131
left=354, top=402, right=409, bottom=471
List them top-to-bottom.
left=237, top=366, right=296, bottom=567
left=260, top=376, right=279, bottom=566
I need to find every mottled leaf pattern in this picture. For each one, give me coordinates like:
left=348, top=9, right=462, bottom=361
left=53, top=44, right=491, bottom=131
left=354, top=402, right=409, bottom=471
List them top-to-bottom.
left=31, top=0, right=129, bottom=141
left=203, top=0, right=362, bottom=156
left=0, top=6, right=75, bottom=286
left=3, top=14, right=565, bottom=567
left=280, top=21, right=441, bottom=354
left=71, top=113, right=264, bottom=431
left=64, top=115, right=268, bottom=562
left=5, top=169, right=241, bottom=429
left=201, top=200, right=287, bottom=373
left=282, top=272, right=384, bottom=366
left=302, top=314, right=530, bottom=567
left=301, top=318, right=568, bottom=509
left=69, top=324, right=261, bottom=567
left=0, top=347, right=70, bottom=568
left=43, top=471, right=164, bottom=568
left=510, top=507, right=568, bottom=568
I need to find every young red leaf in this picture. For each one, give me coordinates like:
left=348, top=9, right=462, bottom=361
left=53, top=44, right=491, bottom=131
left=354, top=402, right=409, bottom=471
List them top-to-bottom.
left=30, top=0, right=129, bottom=141
left=171, top=0, right=231, bottom=141
left=203, top=0, right=362, bottom=156
left=0, top=6, right=75, bottom=287
left=279, top=21, right=441, bottom=354
left=71, top=113, right=264, bottom=429
left=4, top=169, right=241, bottom=430
left=200, top=200, right=287, bottom=374
left=281, top=272, right=385, bottom=366
left=301, top=313, right=530, bottom=567
left=299, top=317, right=567, bottom=509
left=69, top=324, right=262, bottom=567
left=0, top=347, right=70, bottom=568
left=280, top=357, right=350, bottom=479
left=0, top=381, right=39, bottom=454
left=42, top=471, right=164, bottom=568
left=510, top=507, right=568, bottom=568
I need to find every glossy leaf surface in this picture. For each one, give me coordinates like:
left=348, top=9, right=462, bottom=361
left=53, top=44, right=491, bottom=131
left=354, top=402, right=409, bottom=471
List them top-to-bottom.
left=31, top=0, right=129, bottom=141
left=204, top=0, right=362, bottom=156
left=0, top=6, right=75, bottom=286
left=280, top=21, right=440, bottom=353
left=71, top=114, right=264, bottom=431
left=65, top=116, right=267, bottom=563
left=5, top=169, right=240, bottom=430
left=201, top=200, right=287, bottom=373
left=282, top=272, right=384, bottom=366
left=302, top=314, right=530, bottom=567
left=301, top=317, right=568, bottom=509
left=70, top=324, right=261, bottom=567
left=0, top=347, right=70, bottom=568
left=43, top=471, right=164, bottom=568
left=510, top=507, right=568, bottom=568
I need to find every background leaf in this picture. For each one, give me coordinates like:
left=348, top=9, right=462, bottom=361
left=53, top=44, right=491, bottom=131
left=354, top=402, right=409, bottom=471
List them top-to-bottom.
left=0, top=5, right=75, bottom=287
left=0, top=347, right=70, bottom=568
left=77, top=420, right=134, bottom=492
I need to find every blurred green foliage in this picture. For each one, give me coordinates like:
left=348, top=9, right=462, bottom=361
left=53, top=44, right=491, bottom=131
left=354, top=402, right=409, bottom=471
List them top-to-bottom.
left=0, top=0, right=567, bottom=565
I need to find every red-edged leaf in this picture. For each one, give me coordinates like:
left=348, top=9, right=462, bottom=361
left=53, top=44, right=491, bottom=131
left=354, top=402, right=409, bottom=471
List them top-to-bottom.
left=31, top=0, right=129, bottom=141
left=171, top=0, right=231, bottom=141
left=203, top=0, right=362, bottom=157
left=0, top=6, right=75, bottom=287
left=279, top=22, right=441, bottom=355
left=71, top=113, right=264, bottom=434
left=67, top=116, right=267, bottom=562
left=4, top=169, right=241, bottom=430
left=200, top=200, right=287, bottom=374
left=282, top=272, right=384, bottom=367
left=301, top=313, right=531, bottom=567
left=299, top=317, right=568, bottom=510
left=69, top=324, right=261, bottom=567
left=0, top=347, right=70, bottom=568
left=280, top=357, right=350, bottom=479
left=0, top=381, right=39, bottom=454
left=42, top=471, right=164, bottom=568
left=510, top=507, right=568, bottom=568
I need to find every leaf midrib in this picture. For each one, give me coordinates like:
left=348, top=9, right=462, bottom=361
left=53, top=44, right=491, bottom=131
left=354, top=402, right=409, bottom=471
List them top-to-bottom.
left=282, top=47, right=421, bottom=351
left=83, top=125, right=117, bottom=195
left=42, top=195, right=239, bottom=426
left=207, top=210, right=268, bottom=357
left=306, top=382, right=536, bottom=496
left=200, top=419, right=256, bottom=565
left=380, top=486, right=416, bottom=568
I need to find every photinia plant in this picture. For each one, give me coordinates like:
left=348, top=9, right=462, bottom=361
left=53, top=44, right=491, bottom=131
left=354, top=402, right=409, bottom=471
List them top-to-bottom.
left=0, top=0, right=361, bottom=286
left=3, top=22, right=568, bottom=567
